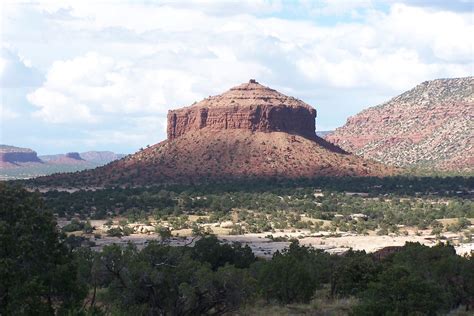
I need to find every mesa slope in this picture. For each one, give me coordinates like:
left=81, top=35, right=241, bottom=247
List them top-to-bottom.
left=326, top=77, right=473, bottom=172
left=32, top=80, right=394, bottom=187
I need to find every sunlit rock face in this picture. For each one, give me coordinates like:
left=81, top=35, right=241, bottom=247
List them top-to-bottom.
left=326, top=77, right=474, bottom=171
left=167, top=80, right=317, bottom=141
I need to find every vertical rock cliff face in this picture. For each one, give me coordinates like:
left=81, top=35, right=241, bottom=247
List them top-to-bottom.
left=167, top=80, right=317, bottom=140
left=0, top=145, right=42, bottom=165
left=0, top=152, right=42, bottom=163
left=65, top=152, right=84, bottom=160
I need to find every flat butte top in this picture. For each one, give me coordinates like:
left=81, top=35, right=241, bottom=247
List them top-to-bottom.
left=180, top=80, right=314, bottom=111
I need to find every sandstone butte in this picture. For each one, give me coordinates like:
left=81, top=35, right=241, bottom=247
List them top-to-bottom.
left=326, top=77, right=473, bottom=172
left=32, top=80, right=395, bottom=186
left=0, top=145, right=42, bottom=168
left=46, top=152, right=87, bottom=165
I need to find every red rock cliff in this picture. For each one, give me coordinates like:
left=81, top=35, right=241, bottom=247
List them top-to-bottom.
left=167, top=80, right=317, bottom=140
left=0, top=145, right=42, bottom=164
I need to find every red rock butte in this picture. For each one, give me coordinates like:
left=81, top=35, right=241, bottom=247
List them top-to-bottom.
left=31, top=80, right=395, bottom=186
left=167, top=80, right=317, bottom=141
left=0, top=145, right=42, bottom=167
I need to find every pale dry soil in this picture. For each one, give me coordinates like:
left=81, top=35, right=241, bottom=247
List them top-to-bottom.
left=60, top=219, right=474, bottom=257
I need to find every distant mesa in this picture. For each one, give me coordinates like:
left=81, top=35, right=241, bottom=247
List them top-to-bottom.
left=326, top=76, right=474, bottom=172
left=31, top=80, right=394, bottom=187
left=0, top=145, right=42, bottom=166
left=0, top=146, right=125, bottom=180
left=40, top=151, right=125, bottom=165
left=79, top=151, right=126, bottom=164
left=40, top=152, right=87, bottom=165
left=43, top=152, right=87, bottom=165
left=65, top=152, right=84, bottom=160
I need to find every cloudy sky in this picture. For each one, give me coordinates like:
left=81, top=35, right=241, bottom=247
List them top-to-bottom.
left=1, top=0, right=473, bottom=154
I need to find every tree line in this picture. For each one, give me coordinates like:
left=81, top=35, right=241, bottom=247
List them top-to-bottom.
left=41, top=177, right=473, bottom=232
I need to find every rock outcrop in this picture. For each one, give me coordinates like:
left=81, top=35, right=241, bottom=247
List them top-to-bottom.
left=326, top=77, right=474, bottom=172
left=31, top=80, right=395, bottom=187
left=167, top=80, right=317, bottom=140
left=0, top=145, right=42, bottom=166
left=42, top=152, right=87, bottom=165
left=65, top=152, right=83, bottom=160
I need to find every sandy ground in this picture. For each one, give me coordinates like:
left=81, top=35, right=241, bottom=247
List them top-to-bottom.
left=56, top=218, right=474, bottom=257
left=85, top=228, right=473, bottom=258
left=220, top=232, right=473, bottom=257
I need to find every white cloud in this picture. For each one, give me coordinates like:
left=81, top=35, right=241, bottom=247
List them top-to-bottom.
left=300, top=0, right=375, bottom=16
left=396, top=0, right=474, bottom=12
left=2, top=1, right=473, bottom=152
left=21, top=2, right=474, bottom=126
left=33, top=2, right=472, bottom=72
left=296, top=4, right=473, bottom=90
left=374, top=4, right=474, bottom=62
left=0, top=46, right=42, bottom=87
left=297, top=47, right=471, bottom=91
left=27, top=50, right=269, bottom=123
left=25, top=52, right=192, bottom=123
left=27, top=87, right=97, bottom=123
left=0, top=104, right=20, bottom=121
left=82, top=116, right=168, bottom=149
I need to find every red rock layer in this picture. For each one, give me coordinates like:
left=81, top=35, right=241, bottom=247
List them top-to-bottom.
left=326, top=77, right=474, bottom=172
left=167, top=80, right=316, bottom=140
left=168, top=105, right=316, bottom=140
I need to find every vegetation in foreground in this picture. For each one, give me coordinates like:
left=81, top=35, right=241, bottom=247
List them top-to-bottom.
left=43, top=177, right=473, bottom=240
left=1, top=183, right=473, bottom=315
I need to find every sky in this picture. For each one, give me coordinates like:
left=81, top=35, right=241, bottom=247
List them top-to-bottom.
left=0, top=0, right=473, bottom=155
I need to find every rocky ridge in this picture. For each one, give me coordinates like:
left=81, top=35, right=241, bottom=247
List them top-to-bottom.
left=326, top=77, right=474, bottom=172
left=79, top=151, right=126, bottom=164
left=40, top=152, right=86, bottom=165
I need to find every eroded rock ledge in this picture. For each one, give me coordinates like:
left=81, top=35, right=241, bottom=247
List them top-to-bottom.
left=167, top=80, right=317, bottom=140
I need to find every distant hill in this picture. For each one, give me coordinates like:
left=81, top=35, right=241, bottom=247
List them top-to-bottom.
left=326, top=77, right=473, bottom=172
left=31, top=80, right=394, bottom=187
left=0, top=146, right=125, bottom=180
left=40, top=151, right=125, bottom=165
left=78, top=151, right=126, bottom=164
left=40, top=152, right=87, bottom=165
